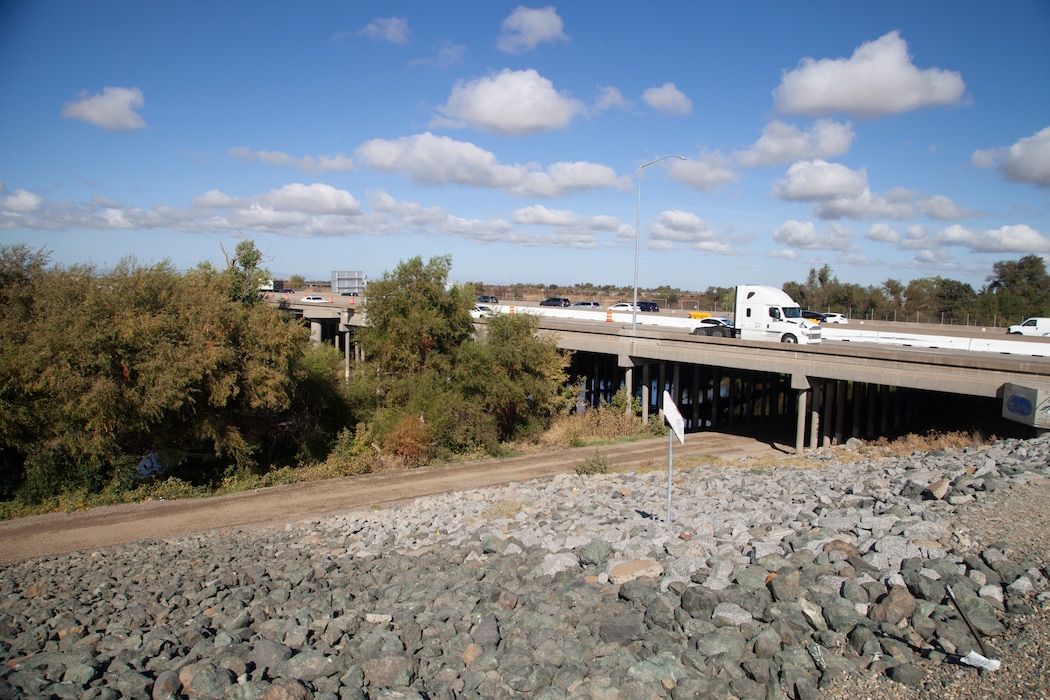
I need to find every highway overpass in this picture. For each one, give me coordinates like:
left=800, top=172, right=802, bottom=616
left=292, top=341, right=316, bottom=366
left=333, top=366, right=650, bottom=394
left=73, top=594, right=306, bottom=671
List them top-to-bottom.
left=284, top=298, right=1050, bottom=454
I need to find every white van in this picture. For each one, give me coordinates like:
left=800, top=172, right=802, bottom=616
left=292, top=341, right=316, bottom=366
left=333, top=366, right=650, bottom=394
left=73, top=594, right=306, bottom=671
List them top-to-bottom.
left=1007, top=317, right=1050, bottom=336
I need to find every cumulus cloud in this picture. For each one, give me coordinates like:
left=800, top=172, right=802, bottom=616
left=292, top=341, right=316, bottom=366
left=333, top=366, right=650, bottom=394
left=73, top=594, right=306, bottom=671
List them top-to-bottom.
left=497, top=6, right=568, bottom=53
left=358, top=17, right=410, bottom=44
left=773, top=31, right=966, bottom=118
left=435, top=69, right=583, bottom=135
left=642, top=82, right=692, bottom=116
left=62, top=86, right=147, bottom=131
left=735, top=119, right=855, bottom=167
left=971, top=126, right=1050, bottom=188
left=355, top=132, right=628, bottom=197
left=229, top=147, right=356, bottom=173
left=667, top=154, right=738, bottom=191
left=773, top=160, right=867, bottom=200
left=773, top=160, right=934, bottom=220
left=254, top=183, right=361, bottom=215
left=0, top=188, right=44, bottom=213
left=815, top=192, right=915, bottom=220
left=915, top=194, right=980, bottom=220
left=510, top=204, right=623, bottom=248
left=648, top=209, right=730, bottom=253
left=772, top=219, right=854, bottom=251
left=866, top=222, right=899, bottom=243
left=934, top=224, right=1050, bottom=253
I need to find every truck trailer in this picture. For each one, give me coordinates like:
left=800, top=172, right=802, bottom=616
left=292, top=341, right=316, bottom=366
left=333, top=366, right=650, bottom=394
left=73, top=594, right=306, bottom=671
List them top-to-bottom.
left=690, top=285, right=821, bottom=344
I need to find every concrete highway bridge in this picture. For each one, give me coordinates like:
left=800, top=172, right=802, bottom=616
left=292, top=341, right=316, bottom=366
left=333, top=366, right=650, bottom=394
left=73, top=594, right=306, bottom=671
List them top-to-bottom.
left=280, top=297, right=1050, bottom=454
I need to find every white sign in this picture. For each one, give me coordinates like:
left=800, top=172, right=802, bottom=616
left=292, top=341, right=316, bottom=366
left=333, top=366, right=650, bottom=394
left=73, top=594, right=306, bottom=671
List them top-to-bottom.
left=662, top=391, right=685, bottom=444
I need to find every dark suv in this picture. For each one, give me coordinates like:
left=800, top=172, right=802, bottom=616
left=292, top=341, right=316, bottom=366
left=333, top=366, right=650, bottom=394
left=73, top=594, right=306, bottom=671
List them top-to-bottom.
left=476, top=295, right=499, bottom=304
left=539, top=297, right=570, bottom=307
left=638, top=301, right=660, bottom=312
left=801, top=310, right=826, bottom=322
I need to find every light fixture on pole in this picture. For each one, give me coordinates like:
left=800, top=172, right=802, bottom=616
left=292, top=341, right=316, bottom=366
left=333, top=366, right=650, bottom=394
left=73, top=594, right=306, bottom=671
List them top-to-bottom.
left=633, top=155, right=686, bottom=332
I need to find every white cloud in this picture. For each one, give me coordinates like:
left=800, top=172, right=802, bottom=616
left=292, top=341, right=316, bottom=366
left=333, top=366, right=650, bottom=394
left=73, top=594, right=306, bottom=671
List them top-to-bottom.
left=497, top=6, right=568, bottom=54
left=358, top=17, right=410, bottom=44
left=773, top=31, right=966, bottom=118
left=435, top=69, right=583, bottom=135
left=642, top=82, right=692, bottom=116
left=62, top=86, right=147, bottom=131
left=735, top=119, right=854, bottom=167
left=972, top=126, right=1050, bottom=188
left=355, top=132, right=628, bottom=196
left=229, top=147, right=356, bottom=173
left=667, top=154, right=738, bottom=191
left=773, top=160, right=867, bottom=200
left=256, top=183, right=361, bottom=215
left=0, top=188, right=44, bottom=213
left=815, top=191, right=915, bottom=220
left=915, top=194, right=980, bottom=220
left=512, top=204, right=577, bottom=226
left=648, top=209, right=730, bottom=252
left=772, top=219, right=854, bottom=251
left=866, top=222, right=899, bottom=243
left=934, top=224, right=1050, bottom=253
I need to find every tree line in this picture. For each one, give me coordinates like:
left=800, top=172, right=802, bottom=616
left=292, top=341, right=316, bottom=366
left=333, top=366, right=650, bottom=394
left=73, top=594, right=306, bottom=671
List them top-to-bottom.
left=0, top=244, right=569, bottom=510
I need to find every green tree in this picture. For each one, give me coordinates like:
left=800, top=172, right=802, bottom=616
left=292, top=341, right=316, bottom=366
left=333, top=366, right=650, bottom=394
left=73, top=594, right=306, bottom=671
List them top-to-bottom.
left=220, top=239, right=271, bottom=305
left=0, top=247, right=349, bottom=504
left=349, top=255, right=569, bottom=465
left=358, top=255, right=474, bottom=376
left=985, top=255, right=1050, bottom=320
left=288, top=274, right=306, bottom=290
left=903, top=277, right=938, bottom=320
left=882, top=279, right=906, bottom=311
left=936, top=279, right=977, bottom=322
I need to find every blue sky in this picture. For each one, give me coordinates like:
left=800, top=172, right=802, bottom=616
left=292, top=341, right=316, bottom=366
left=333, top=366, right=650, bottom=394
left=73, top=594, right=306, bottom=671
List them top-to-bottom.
left=1, top=2, right=1048, bottom=292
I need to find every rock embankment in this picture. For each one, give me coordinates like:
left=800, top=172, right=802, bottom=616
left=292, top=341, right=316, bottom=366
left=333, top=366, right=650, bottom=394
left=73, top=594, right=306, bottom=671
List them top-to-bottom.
left=1, top=436, right=1048, bottom=699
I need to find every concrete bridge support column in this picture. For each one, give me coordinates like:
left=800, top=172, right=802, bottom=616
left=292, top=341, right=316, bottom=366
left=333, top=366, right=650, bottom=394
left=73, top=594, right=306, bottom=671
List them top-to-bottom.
left=309, top=320, right=322, bottom=345
left=641, top=365, right=651, bottom=424
left=624, top=367, right=634, bottom=415
left=791, top=374, right=814, bottom=454
left=809, top=382, right=821, bottom=449
left=796, top=390, right=808, bottom=454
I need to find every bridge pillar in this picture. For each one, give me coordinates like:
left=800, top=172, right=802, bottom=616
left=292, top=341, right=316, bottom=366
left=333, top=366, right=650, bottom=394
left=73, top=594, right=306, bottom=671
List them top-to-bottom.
left=641, top=365, right=651, bottom=423
left=624, top=367, right=634, bottom=415
left=809, top=382, right=821, bottom=449
left=796, top=390, right=807, bottom=454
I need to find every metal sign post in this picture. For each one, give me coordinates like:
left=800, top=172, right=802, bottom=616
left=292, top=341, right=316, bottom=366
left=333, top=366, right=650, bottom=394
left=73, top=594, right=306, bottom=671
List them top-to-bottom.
left=662, top=391, right=685, bottom=526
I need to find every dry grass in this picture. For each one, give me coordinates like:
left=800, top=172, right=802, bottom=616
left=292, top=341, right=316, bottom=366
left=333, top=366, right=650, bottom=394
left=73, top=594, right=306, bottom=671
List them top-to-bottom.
left=535, top=408, right=664, bottom=450
left=834, top=429, right=989, bottom=461
left=480, top=500, right=525, bottom=520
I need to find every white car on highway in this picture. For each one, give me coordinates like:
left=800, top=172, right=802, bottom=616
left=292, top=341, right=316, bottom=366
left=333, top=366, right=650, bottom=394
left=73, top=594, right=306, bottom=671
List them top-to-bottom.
left=608, top=303, right=640, bottom=312
left=823, top=313, right=848, bottom=324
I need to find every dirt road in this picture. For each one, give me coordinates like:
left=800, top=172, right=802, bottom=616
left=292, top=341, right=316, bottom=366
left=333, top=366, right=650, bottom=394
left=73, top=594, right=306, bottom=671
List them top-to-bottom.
left=0, top=432, right=789, bottom=565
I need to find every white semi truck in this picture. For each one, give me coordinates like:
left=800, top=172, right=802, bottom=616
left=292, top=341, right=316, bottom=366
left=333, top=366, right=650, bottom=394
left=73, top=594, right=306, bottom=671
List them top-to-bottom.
left=690, top=285, right=822, bottom=344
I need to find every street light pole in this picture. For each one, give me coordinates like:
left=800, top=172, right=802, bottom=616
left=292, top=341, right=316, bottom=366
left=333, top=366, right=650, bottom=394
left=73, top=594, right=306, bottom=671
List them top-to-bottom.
left=633, top=155, right=686, bottom=332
